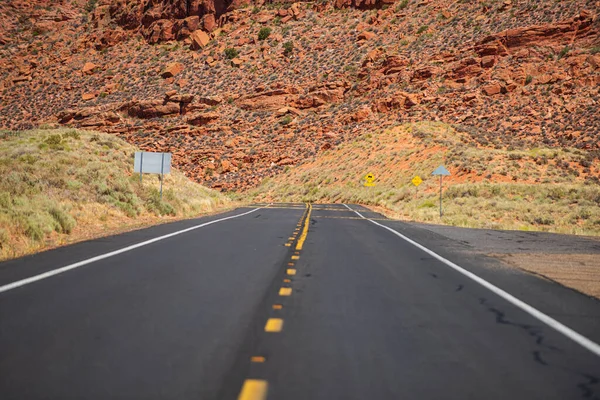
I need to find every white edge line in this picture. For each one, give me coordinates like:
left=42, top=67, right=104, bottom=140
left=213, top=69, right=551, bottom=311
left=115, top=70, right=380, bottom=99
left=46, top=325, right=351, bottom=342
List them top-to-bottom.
left=342, top=204, right=600, bottom=358
left=0, top=208, right=261, bottom=294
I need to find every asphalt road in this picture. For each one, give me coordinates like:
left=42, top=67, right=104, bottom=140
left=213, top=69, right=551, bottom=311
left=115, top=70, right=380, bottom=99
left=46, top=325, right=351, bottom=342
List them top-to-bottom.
left=1, top=204, right=599, bottom=400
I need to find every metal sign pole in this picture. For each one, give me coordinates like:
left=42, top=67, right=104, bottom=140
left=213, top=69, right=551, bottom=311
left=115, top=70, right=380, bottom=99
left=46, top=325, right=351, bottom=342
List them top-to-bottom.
left=140, top=152, right=144, bottom=184
left=160, top=153, right=165, bottom=201
left=432, top=165, right=450, bottom=219
left=439, top=175, right=443, bottom=218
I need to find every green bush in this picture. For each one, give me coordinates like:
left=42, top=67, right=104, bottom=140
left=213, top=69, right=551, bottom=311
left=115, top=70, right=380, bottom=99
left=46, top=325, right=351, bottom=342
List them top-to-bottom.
left=84, top=0, right=98, bottom=13
left=396, top=0, right=409, bottom=11
left=258, top=27, right=272, bottom=41
left=283, top=41, right=294, bottom=55
left=557, top=45, right=570, bottom=60
left=224, top=47, right=239, bottom=60
left=63, top=130, right=81, bottom=140
left=44, top=134, right=70, bottom=150
left=45, top=134, right=62, bottom=146
left=146, top=189, right=176, bottom=216
left=0, top=192, right=11, bottom=208
left=419, top=199, right=437, bottom=208
left=49, top=207, right=76, bottom=234
left=24, top=216, right=49, bottom=242
left=0, top=228, right=9, bottom=249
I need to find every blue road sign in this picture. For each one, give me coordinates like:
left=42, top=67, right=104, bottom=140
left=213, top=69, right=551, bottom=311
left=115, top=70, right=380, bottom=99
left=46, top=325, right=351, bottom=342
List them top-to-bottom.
left=432, top=165, right=451, bottom=176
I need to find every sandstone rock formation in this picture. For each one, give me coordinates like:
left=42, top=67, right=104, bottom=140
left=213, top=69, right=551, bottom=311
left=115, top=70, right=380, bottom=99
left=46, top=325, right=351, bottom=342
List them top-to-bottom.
left=1, top=0, right=599, bottom=191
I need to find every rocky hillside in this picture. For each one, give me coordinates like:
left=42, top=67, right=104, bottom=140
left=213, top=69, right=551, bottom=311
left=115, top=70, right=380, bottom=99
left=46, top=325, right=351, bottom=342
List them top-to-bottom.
left=1, top=0, right=599, bottom=191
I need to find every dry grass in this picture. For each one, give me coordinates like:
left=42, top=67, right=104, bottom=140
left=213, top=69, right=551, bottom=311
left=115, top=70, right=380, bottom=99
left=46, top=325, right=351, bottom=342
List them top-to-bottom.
left=248, top=122, right=600, bottom=235
left=0, top=128, right=231, bottom=261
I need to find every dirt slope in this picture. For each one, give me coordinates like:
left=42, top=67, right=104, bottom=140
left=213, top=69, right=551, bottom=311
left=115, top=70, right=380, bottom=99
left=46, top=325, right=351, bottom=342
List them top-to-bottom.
left=248, top=122, right=600, bottom=235
left=0, top=128, right=229, bottom=260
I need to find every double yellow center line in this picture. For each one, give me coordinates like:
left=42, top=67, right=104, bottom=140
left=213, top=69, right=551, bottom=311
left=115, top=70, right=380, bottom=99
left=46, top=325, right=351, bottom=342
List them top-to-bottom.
left=295, top=203, right=312, bottom=251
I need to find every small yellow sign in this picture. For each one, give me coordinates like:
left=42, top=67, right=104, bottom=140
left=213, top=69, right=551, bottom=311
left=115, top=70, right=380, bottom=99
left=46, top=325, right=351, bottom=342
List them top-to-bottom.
left=364, top=173, right=376, bottom=187
left=412, top=175, right=423, bottom=187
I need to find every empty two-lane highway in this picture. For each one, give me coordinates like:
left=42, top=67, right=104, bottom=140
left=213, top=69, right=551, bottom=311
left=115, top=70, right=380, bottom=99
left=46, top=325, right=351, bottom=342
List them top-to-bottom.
left=0, top=204, right=599, bottom=400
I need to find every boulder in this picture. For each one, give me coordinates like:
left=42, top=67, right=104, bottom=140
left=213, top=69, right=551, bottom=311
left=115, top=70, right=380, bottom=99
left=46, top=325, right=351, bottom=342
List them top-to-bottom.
left=202, top=14, right=217, bottom=32
left=190, top=30, right=210, bottom=50
left=357, top=31, right=376, bottom=41
left=481, top=56, right=496, bottom=68
left=82, top=62, right=97, bottom=75
left=161, top=62, right=184, bottom=78
left=482, top=83, right=502, bottom=96
left=82, top=92, right=97, bottom=101
left=198, top=95, right=223, bottom=105
left=187, top=112, right=219, bottom=126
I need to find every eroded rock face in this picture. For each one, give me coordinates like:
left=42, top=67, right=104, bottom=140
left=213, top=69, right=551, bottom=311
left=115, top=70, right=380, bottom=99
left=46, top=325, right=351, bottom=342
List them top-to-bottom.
left=92, top=0, right=236, bottom=44
left=334, top=0, right=396, bottom=9
left=475, top=11, right=596, bottom=57
left=120, top=100, right=181, bottom=118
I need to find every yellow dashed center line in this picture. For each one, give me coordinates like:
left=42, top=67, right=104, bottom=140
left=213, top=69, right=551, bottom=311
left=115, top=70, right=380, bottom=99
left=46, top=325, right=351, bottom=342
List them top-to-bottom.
left=239, top=204, right=314, bottom=397
left=265, top=318, right=284, bottom=332
left=238, top=379, right=268, bottom=400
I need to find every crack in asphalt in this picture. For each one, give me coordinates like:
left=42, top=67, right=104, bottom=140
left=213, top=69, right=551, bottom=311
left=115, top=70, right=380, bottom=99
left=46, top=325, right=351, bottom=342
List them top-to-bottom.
left=479, top=297, right=600, bottom=398
left=576, top=373, right=600, bottom=399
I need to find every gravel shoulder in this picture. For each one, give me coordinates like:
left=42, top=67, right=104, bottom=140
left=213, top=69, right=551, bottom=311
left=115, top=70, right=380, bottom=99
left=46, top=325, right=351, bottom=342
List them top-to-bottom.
left=409, top=223, right=600, bottom=299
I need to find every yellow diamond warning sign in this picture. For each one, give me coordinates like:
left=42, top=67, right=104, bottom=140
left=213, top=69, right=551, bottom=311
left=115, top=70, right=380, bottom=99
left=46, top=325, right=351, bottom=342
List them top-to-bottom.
left=364, top=173, right=376, bottom=187
left=412, top=175, right=423, bottom=187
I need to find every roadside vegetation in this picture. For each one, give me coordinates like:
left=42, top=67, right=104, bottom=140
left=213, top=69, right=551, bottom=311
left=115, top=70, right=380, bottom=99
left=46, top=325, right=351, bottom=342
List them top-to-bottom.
left=248, top=122, right=600, bottom=235
left=0, top=128, right=230, bottom=260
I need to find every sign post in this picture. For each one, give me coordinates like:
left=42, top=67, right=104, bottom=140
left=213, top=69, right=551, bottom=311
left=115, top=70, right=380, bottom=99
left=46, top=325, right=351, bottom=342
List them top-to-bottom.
left=134, top=151, right=172, bottom=200
left=139, top=152, right=144, bottom=183
left=160, top=152, right=165, bottom=200
left=431, top=165, right=451, bottom=218
left=411, top=175, right=422, bottom=199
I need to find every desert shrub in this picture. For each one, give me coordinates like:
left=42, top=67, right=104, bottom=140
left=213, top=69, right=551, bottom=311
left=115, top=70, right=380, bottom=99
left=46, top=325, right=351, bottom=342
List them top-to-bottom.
left=84, top=0, right=98, bottom=13
left=396, top=0, right=409, bottom=10
left=258, top=27, right=272, bottom=41
left=283, top=41, right=294, bottom=55
left=557, top=45, right=570, bottom=60
left=224, top=47, right=239, bottom=59
left=62, top=130, right=81, bottom=140
left=146, top=189, right=176, bottom=216
left=419, top=199, right=437, bottom=208
left=49, top=207, right=76, bottom=234
left=0, top=228, right=9, bottom=249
